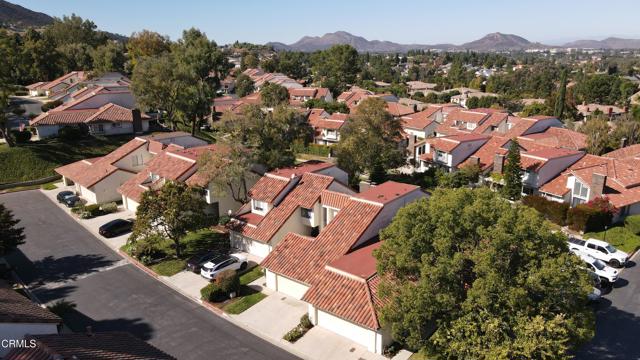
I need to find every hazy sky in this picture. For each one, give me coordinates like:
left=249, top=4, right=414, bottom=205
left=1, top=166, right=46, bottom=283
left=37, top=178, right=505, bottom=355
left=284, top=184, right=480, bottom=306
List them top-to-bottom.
left=11, top=0, right=640, bottom=45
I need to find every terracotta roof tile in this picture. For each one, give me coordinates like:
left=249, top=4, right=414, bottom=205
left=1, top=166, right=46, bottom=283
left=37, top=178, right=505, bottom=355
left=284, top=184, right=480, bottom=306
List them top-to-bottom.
left=248, top=176, right=290, bottom=203
left=320, top=190, right=351, bottom=209
left=0, top=286, right=61, bottom=324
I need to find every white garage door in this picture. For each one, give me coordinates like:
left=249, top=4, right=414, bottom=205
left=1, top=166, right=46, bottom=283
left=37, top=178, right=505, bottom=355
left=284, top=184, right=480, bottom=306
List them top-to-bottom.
left=276, top=275, right=309, bottom=300
left=317, top=310, right=378, bottom=353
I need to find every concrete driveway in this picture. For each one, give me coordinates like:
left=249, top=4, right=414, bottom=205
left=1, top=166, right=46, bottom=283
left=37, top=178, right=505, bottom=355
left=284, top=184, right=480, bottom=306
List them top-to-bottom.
left=40, top=184, right=134, bottom=251
left=1, top=190, right=298, bottom=360
left=575, top=251, right=640, bottom=360
left=234, top=292, right=307, bottom=340
left=293, top=326, right=388, bottom=360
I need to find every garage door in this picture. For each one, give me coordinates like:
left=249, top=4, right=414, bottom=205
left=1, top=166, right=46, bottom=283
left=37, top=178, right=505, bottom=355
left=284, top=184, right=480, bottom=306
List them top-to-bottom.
left=276, top=275, right=309, bottom=299
left=317, top=310, right=377, bottom=353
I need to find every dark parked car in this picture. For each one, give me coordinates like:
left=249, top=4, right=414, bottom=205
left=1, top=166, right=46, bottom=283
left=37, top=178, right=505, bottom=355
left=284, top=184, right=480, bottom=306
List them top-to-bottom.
left=57, top=191, right=80, bottom=208
left=99, top=219, right=134, bottom=238
left=186, top=251, right=220, bottom=273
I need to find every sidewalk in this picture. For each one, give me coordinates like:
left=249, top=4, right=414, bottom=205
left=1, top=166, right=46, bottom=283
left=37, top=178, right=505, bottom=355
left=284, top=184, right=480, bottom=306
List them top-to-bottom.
left=38, top=184, right=411, bottom=360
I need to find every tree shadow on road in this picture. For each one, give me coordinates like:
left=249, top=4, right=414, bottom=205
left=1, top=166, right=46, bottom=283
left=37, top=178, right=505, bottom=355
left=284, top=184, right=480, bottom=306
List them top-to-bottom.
left=6, top=249, right=117, bottom=287
left=575, top=300, right=640, bottom=359
left=52, top=305, right=154, bottom=341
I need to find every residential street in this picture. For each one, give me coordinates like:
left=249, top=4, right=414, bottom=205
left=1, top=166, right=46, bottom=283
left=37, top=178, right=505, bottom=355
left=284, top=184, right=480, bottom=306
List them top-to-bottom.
left=1, top=190, right=298, bottom=360
left=576, top=253, right=640, bottom=360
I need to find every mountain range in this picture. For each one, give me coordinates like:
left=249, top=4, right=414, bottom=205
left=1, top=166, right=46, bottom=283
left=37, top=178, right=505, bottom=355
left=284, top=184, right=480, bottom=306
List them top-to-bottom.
left=0, top=0, right=53, bottom=29
left=268, top=31, right=640, bottom=53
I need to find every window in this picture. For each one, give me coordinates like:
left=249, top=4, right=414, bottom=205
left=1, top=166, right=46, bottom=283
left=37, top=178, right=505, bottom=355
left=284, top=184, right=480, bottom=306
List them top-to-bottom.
left=112, top=122, right=122, bottom=128
left=93, top=124, right=104, bottom=133
left=325, top=130, right=337, bottom=139
left=435, top=150, right=447, bottom=163
left=150, top=172, right=160, bottom=182
left=573, top=180, right=589, bottom=198
left=252, top=200, right=266, bottom=212
left=301, top=208, right=312, bottom=219
left=587, top=243, right=597, bottom=250
left=597, top=246, right=607, bottom=254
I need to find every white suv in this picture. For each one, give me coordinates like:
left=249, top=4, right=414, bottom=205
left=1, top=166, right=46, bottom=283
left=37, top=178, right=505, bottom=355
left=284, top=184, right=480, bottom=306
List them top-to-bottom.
left=568, top=237, right=629, bottom=268
left=573, top=250, right=619, bottom=284
left=200, top=253, right=248, bottom=281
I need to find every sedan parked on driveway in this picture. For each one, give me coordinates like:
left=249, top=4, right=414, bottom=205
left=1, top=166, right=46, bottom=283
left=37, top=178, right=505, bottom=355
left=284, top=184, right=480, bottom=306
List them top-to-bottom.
left=57, top=191, right=80, bottom=207
left=98, top=219, right=134, bottom=238
left=186, top=251, right=221, bottom=273
left=200, top=253, right=248, bottom=281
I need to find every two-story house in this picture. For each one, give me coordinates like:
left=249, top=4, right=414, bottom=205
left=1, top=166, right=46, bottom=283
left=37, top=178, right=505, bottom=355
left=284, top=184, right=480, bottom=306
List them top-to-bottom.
left=307, top=109, right=348, bottom=145
left=415, top=134, right=491, bottom=172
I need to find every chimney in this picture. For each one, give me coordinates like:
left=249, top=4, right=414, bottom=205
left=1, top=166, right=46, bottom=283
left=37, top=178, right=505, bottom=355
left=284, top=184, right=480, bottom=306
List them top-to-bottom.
left=608, top=107, right=613, bottom=116
left=132, top=109, right=142, bottom=134
left=620, top=137, right=628, bottom=149
left=493, top=154, right=505, bottom=174
left=469, top=156, right=480, bottom=166
left=589, top=173, right=606, bottom=200
left=359, top=180, right=373, bottom=192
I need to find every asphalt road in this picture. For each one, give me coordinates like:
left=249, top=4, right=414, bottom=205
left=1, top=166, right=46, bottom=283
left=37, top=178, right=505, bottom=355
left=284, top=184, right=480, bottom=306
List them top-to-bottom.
left=1, top=191, right=298, bottom=360
left=575, top=252, right=640, bottom=360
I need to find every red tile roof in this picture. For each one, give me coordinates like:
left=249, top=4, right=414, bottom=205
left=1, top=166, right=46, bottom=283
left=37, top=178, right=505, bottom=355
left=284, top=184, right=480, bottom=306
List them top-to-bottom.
left=39, top=71, right=86, bottom=91
left=385, top=102, right=416, bottom=117
left=401, top=106, right=441, bottom=130
left=519, top=127, right=587, bottom=151
left=56, top=138, right=147, bottom=188
left=604, top=144, right=640, bottom=160
left=267, top=160, right=335, bottom=179
left=240, top=173, right=336, bottom=243
left=248, top=176, right=290, bottom=203
left=356, top=181, right=420, bottom=205
left=320, top=190, right=351, bottom=209
left=327, top=242, right=381, bottom=280
left=0, top=286, right=61, bottom=324
left=6, top=332, right=175, bottom=360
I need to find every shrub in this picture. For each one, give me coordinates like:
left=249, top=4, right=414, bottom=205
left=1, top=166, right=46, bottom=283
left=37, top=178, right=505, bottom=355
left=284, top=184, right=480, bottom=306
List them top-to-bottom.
left=41, top=100, right=63, bottom=112
left=12, top=108, right=26, bottom=116
left=58, top=126, right=84, bottom=141
left=10, top=130, right=31, bottom=144
left=522, top=195, right=569, bottom=225
left=99, top=202, right=118, bottom=214
left=568, top=204, right=612, bottom=232
left=218, top=215, right=231, bottom=225
left=625, top=215, right=640, bottom=235
left=129, top=234, right=168, bottom=264
left=216, top=269, right=240, bottom=295
left=201, top=283, right=226, bottom=302
left=47, top=300, right=77, bottom=317
left=283, top=314, right=314, bottom=343
left=300, top=314, right=313, bottom=330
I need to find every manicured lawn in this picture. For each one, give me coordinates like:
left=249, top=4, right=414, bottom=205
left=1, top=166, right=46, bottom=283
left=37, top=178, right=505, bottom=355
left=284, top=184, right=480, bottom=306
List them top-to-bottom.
left=0, top=135, right=133, bottom=184
left=0, top=180, right=59, bottom=194
left=585, top=225, right=640, bottom=254
left=142, top=229, right=229, bottom=277
left=150, top=259, right=187, bottom=277
left=239, top=266, right=263, bottom=286
left=223, top=290, right=267, bottom=314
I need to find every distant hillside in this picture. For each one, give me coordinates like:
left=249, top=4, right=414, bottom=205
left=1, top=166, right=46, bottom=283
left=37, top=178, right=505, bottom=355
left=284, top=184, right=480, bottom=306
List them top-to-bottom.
left=0, top=0, right=53, bottom=29
left=267, top=31, right=455, bottom=53
left=459, top=32, right=544, bottom=51
left=563, top=37, right=640, bottom=49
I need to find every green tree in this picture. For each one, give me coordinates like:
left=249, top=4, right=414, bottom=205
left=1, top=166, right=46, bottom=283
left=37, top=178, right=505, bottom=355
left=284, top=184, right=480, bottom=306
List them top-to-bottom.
left=43, top=14, right=106, bottom=48
left=173, top=28, right=230, bottom=135
left=20, top=29, right=60, bottom=82
left=126, top=30, right=170, bottom=70
left=91, top=41, right=125, bottom=74
left=57, top=43, right=93, bottom=72
left=311, top=44, right=360, bottom=95
left=240, top=53, right=259, bottom=70
left=132, top=54, right=182, bottom=130
left=554, top=69, right=568, bottom=119
left=234, top=73, right=254, bottom=97
left=260, top=82, right=289, bottom=107
left=0, top=87, right=14, bottom=147
left=335, top=97, right=405, bottom=184
left=304, top=99, right=349, bottom=114
left=581, top=117, right=612, bottom=155
left=501, top=139, right=523, bottom=200
left=130, top=182, right=208, bottom=258
left=375, top=188, right=594, bottom=359
left=0, top=203, right=25, bottom=255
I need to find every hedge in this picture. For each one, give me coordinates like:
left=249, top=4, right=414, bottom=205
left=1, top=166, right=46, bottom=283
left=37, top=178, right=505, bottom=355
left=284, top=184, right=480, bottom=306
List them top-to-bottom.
left=10, top=130, right=32, bottom=144
left=522, top=195, right=569, bottom=226
left=567, top=204, right=612, bottom=233
left=625, top=214, right=640, bottom=235
left=216, top=269, right=240, bottom=295
left=200, top=283, right=226, bottom=302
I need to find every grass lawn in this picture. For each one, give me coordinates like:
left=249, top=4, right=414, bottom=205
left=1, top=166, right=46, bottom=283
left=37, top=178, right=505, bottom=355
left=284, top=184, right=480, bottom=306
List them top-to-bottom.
left=0, top=135, right=133, bottom=184
left=0, top=180, right=59, bottom=194
left=585, top=225, right=640, bottom=254
left=143, top=229, right=229, bottom=277
left=150, top=259, right=187, bottom=277
left=239, top=266, right=263, bottom=286
left=223, top=290, right=267, bottom=314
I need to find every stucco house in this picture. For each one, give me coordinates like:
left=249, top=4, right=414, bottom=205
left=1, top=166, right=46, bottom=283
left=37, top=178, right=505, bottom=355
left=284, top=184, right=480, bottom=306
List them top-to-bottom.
left=26, top=71, right=86, bottom=98
left=30, top=87, right=149, bottom=138
left=307, top=109, right=348, bottom=145
left=56, top=132, right=207, bottom=205
left=415, top=133, right=491, bottom=172
left=540, top=145, right=640, bottom=221
left=229, top=161, right=352, bottom=258
left=261, top=181, right=426, bottom=354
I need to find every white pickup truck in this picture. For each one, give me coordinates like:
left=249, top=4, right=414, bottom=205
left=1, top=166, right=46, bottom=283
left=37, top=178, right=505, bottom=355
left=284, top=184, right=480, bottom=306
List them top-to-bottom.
left=567, top=237, right=629, bottom=268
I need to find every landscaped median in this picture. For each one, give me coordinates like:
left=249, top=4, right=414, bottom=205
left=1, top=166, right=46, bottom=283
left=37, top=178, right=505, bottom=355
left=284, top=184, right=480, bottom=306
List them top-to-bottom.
left=200, top=266, right=267, bottom=315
